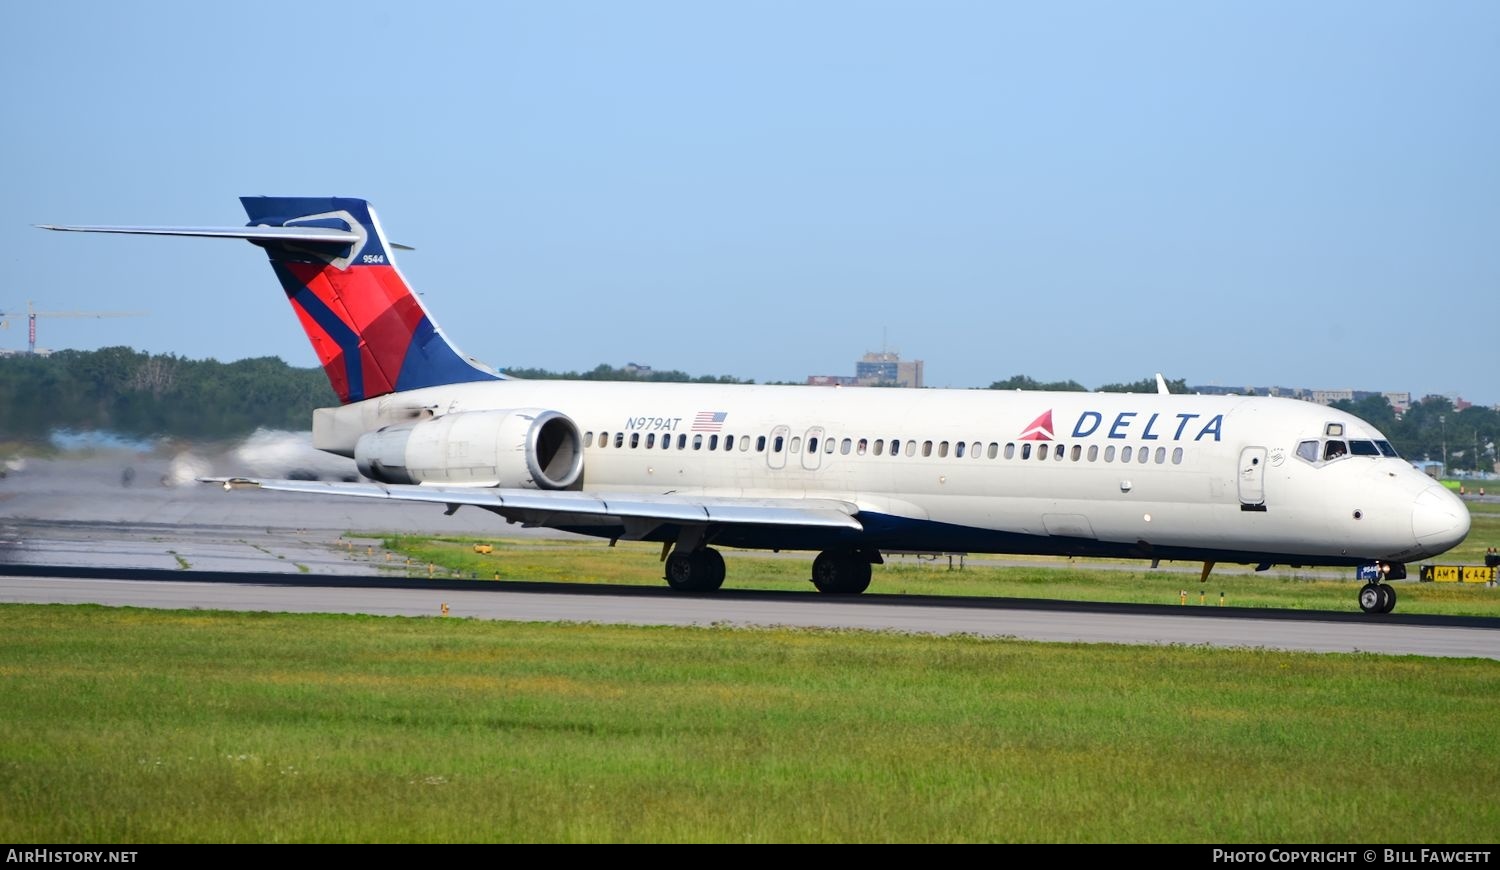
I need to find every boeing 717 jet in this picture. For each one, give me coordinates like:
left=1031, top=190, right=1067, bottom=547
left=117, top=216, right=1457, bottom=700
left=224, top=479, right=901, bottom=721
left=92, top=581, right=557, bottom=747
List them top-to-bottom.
left=41, top=197, right=1471, bottom=612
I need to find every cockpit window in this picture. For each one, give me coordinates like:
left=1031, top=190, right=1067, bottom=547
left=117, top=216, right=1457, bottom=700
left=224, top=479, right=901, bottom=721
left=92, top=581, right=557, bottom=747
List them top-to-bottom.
left=1349, top=440, right=1379, bottom=456
left=1376, top=440, right=1399, bottom=458
left=1297, top=441, right=1319, bottom=462
left=1323, top=441, right=1348, bottom=461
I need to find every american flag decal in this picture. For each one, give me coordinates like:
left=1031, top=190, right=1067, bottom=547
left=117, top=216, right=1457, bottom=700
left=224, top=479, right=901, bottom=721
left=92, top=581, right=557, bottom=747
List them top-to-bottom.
left=691, top=411, right=728, bottom=432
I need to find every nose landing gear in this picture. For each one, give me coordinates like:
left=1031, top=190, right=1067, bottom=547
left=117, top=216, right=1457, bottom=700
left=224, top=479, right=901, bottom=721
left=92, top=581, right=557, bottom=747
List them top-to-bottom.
left=1358, top=582, right=1397, bottom=614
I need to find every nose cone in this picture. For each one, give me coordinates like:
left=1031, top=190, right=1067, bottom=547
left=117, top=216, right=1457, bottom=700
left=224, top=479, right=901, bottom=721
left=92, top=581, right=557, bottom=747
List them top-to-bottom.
left=1412, top=485, right=1470, bottom=556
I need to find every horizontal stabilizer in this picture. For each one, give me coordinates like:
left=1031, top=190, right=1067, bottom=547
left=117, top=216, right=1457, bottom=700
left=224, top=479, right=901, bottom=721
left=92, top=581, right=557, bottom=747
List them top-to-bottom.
left=37, top=224, right=361, bottom=245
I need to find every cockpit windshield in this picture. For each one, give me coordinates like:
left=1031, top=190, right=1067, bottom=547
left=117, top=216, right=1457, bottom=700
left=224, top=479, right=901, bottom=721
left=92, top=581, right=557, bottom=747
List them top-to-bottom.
left=1297, top=432, right=1399, bottom=466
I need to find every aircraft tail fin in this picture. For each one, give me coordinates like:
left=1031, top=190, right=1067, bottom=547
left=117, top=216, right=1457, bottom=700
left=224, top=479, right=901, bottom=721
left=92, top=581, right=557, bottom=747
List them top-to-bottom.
left=42, top=197, right=501, bottom=404
left=239, top=197, right=500, bottom=403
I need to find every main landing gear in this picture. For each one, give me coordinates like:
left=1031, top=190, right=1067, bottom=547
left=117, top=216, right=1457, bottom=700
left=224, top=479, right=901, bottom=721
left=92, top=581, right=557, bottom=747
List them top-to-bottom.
left=662, top=546, right=880, bottom=595
left=664, top=547, right=725, bottom=592
left=811, top=549, right=878, bottom=594
left=1358, top=582, right=1397, bottom=614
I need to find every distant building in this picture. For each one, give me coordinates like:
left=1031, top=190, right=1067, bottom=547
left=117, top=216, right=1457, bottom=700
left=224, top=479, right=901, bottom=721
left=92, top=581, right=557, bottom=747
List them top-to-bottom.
left=807, top=350, right=925, bottom=388
left=855, top=351, right=923, bottom=388
left=623, top=362, right=653, bottom=376
left=1310, top=389, right=1355, bottom=406
left=1382, top=392, right=1412, bottom=414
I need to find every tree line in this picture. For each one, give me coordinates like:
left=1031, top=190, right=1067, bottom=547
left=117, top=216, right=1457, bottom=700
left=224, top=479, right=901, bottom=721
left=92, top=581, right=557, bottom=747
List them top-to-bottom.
left=0, top=347, right=335, bottom=441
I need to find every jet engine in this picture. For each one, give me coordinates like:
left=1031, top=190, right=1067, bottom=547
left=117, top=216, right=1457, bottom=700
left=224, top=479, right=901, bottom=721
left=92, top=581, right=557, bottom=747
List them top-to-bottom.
left=353, top=408, right=583, bottom=488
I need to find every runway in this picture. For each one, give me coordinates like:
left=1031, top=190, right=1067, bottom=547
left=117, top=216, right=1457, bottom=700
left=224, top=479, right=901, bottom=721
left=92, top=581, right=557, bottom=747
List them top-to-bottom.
left=3, top=567, right=1497, bottom=660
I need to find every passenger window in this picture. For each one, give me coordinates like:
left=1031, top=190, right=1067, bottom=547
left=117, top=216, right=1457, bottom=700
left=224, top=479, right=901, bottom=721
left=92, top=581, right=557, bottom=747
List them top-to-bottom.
left=584, top=431, right=593, bottom=446
left=599, top=432, right=610, bottom=448
left=614, top=432, right=625, bottom=448
left=630, top=432, right=640, bottom=449
left=645, top=433, right=655, bottom=449
left=677, top=434, right=687, bottom=450
left=693, top=434, right=704, bottom=450
left=663, top=435, right=672, bottom=450
left=709, top=435, right=719, bottom=450
left=725, top=435, right=735, bottom=451
left=759, top=435, right=768, bottom=452
left=773, top=436, right=783, bottom=452
left=739, top=437, right=750, bottom=452
left=790, top=437, right=802, bottom=453
left=807, top=437, right=818, bottom=454
left=825, top=438, right=836, bottom=454
left=840, top=438, right=851, bottom=455
left=857, top=439, right=868, bottom=455
left=873, top=439, right=883, bottom=456
left=889, top=439, right=900, bottom=456
left=1324, top=440, right=1347, bottom=461
left=1350, top=440, right=1379, bottom=456
left=905, top=441, right=916, bottom=457
left=922, top=441, right=933, bottom=457
left=939, top=441, right=949, bottom=458
left=971, top=441, right=981, bottom=459
left=1297, top=441, right=1318, bottom=462
left=955, top=442, right=965, bottom=458
left=987, top=442, right=998, bottom=459
left=1004, top=443, right=1015, bottom=460
left=1022, top=443, right=1032, bottom=460
left=1037, top=444, right=1049, bottom=460
left=1055, top=445, right=1065, bottom=461
left=1071, top=445, right=1082, bottom=461
left=1087, top=445, right=1098, bottom=462
left=1104, top=445, right=1115, bottom=462
left=1121, top=446, right=1133, bottom=462
left=1138, top=447, right=1149, bottom=464
left=1155, top=447, right=1166, bottom=464
left=1171, top=447, right=1183, bottom=465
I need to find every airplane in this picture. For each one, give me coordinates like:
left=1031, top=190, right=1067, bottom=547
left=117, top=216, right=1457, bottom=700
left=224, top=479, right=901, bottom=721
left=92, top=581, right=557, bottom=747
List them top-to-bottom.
left=40, top=197, right=1471, bottom=613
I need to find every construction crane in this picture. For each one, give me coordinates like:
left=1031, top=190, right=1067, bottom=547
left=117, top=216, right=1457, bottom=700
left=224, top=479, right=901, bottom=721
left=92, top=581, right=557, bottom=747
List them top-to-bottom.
left=0, top=302, right=147, bottom=355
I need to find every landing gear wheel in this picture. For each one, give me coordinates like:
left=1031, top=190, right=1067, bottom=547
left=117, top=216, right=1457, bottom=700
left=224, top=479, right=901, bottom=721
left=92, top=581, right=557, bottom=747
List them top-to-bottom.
left=699, top=547, right=726, bottom=591
left=664, top=548, right=725, bottom=592
left=811, top=551, right=873, bottom=594
left=1358, top=583, right=1384, bottom=614
left=1379, top=583, right=1397, bottom=614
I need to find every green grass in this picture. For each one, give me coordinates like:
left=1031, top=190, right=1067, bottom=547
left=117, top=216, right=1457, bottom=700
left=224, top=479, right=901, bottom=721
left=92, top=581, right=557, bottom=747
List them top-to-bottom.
left=373, top=498, right=1500, bottom=617
left=0, top=604, right=1496, bottom=843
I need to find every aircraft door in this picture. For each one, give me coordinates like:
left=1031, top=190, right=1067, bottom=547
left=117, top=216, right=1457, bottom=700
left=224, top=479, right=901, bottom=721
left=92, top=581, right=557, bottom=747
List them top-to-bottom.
left=766, top=425, right=790, bottom=470
left=801, top=426, right=825, bottom=471
left=1238, top=446, right=1267, bottom=507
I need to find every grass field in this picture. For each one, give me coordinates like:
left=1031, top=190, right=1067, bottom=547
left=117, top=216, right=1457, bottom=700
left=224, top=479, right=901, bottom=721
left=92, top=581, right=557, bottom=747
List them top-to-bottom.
left=372, top=501, right=1500, bottom=616
left=0, top=604, right=1496, bottom=843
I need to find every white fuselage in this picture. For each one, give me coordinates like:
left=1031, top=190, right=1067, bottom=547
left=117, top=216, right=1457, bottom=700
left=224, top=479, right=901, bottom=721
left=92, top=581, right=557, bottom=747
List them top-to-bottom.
left=317, top=380, right=1470, bottom=567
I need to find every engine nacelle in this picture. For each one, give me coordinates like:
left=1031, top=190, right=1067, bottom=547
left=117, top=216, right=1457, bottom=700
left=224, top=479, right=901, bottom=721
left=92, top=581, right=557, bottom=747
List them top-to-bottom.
left=354, top=408, right=584, bottom=488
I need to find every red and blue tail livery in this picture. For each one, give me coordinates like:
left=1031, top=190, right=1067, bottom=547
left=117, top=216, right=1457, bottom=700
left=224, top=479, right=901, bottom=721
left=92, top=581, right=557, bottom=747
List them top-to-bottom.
left=39, top=196, right=500, bottom=404
left=241, top=197, right=499, bottom=403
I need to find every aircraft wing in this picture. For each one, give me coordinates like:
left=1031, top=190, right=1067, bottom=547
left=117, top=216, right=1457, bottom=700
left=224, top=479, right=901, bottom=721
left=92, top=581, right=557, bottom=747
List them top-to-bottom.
left=209, top=478, right=864, bottom=533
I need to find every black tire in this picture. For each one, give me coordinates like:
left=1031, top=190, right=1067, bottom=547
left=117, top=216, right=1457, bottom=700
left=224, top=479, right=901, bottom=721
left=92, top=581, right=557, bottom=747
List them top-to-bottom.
left=699, top=548, right=726, bottom=592
left=664, top=549, right=725, bottom=592
left=665, top=551, right=697, bottom=591
left=812, top=551, right=872, bottom=594
left=1358, top=583, right=1383, bottom=614
left=1379, top=583, right=1398, bottom=614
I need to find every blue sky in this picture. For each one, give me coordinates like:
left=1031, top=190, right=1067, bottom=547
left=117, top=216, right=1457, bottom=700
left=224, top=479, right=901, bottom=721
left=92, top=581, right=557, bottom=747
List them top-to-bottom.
left=3, top=1, right=1497, bottom=404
